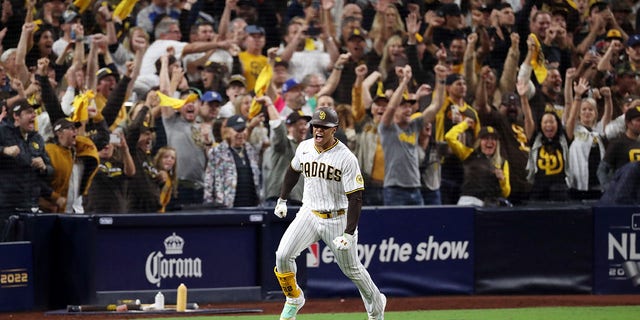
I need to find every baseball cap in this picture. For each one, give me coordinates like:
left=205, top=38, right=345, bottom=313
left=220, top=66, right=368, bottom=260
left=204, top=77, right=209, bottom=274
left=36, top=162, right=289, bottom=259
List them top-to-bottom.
left=589, top=0, right=609, bottom=13
left=438, top=3, right=462, bottom=17
left=62, top=10, right=80, bottom=24
left=245, top=25, right=265, bottom=35
left=347, top=27, right=367, bottom=41
left=606, top=29, right=623, bottom=41
left=627, top=34, right=640, bottom=47
left=274, top=56, right=289, bottom=68
left=197, top=60, right=224, bottom=72
left=96, top=67, right=118, bottom=82
left=445, top=73, right=464, bottom=85
left=228, top=74, right=247, bottom=87
left=282, top=78, right=302, bottom=94
left=201, top=91, right=223, bottom=103
left=373, top=92, right=389, bottom=103
left=402, top=92, right=417, bottom=105
left=501, top=92, right=520, bottom=107
left=623, top=94, right=640, bottom=104
left=9, top=98, right=40, bottom=116
left=625, top=106, right=640, bottom=122
left=310, top=108, right=339, bottom=128
left=286, top=111, right=312, bottom=125
left=226, top=114, right=247, bottom=131
left=53, top=118, right=81, bottom=132
left=140, top=121, right=156, bottom=133
left=478, top=126, right=499, bottom=139
left=89, top=130, right=110, bottom=151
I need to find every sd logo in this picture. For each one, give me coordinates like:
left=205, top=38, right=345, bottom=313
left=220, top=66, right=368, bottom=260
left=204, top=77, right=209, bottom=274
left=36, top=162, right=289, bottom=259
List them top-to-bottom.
left=537, top=148, right=564, bottom=175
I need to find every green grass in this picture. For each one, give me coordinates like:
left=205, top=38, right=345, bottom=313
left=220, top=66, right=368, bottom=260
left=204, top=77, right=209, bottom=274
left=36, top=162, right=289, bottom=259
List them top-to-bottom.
left=138, top=305, right=640, bottom=320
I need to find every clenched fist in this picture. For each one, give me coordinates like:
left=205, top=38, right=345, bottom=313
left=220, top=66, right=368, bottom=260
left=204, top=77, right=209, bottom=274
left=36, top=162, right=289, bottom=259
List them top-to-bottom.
left=274, top=198, right=288, bottom=218
left=333, top=233, right=354, bottom=251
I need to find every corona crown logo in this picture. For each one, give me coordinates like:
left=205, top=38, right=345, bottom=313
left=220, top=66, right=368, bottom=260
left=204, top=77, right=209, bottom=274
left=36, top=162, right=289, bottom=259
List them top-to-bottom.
left=164, top=232, right=184, bottom=255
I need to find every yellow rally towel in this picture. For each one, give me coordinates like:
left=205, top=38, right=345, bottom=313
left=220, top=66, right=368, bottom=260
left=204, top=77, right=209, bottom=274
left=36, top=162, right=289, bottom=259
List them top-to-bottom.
left=73, top=0, right=92, bottom=14
left=114, top=0, right=138, bottom=21
left=33, top=19, right=43, bottom=33
left=530, top=33, right=548, bottom=84
left=304, top=38, right=316, bottom=51
left=249, top=63, right=273, bottom=119
left=376, top=81, right=385, bottom=97
left=71, top=90, right=95, bottom=122
left=157, top=91, right=198, bottom=109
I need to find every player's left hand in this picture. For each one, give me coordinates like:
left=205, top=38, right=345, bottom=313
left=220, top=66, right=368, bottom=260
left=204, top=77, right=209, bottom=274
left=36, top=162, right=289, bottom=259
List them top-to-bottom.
left=333, top=233, right=354, bottom=250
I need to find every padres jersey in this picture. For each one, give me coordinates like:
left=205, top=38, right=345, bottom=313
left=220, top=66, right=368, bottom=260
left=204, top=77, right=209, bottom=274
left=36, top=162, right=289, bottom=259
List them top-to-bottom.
left=291, top=139, right=364, bottom=212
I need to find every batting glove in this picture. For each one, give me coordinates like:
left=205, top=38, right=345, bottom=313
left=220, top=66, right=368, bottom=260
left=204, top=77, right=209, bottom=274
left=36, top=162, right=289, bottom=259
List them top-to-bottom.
left=274, top=198, right=288, bottom=218
left=333, top=233, right=354, bottom=251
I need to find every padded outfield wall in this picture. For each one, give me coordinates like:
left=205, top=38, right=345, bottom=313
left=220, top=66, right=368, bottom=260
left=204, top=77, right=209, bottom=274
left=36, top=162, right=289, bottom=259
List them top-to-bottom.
left=1, top=205, right=639, bottom=311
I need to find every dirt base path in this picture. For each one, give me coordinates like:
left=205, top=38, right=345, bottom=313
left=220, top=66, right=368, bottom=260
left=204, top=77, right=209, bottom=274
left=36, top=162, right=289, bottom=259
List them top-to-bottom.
left=2, top=295, right=640, bottom=319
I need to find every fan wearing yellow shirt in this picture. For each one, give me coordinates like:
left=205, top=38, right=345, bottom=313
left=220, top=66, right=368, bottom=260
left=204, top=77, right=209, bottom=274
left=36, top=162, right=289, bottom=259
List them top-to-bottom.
left=238, top=25, right=268, bottom=92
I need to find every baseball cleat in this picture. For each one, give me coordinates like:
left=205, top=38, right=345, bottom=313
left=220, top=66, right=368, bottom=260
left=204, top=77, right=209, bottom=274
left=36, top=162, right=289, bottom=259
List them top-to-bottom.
left=280, top=298, right=305, bottom=320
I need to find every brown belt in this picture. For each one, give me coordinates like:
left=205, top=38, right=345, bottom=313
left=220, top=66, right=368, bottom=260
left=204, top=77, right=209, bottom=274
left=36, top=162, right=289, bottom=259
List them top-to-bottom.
left=312, top=209, right=346, bottom=219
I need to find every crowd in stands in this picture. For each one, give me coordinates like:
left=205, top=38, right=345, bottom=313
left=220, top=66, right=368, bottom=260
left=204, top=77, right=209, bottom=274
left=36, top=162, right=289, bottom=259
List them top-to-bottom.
left=1, top=0, right=640, bottom=231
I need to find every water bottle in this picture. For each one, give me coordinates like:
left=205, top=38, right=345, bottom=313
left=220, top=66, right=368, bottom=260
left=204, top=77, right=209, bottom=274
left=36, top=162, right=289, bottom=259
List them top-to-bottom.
left=154, top=291, right=164, bottom=310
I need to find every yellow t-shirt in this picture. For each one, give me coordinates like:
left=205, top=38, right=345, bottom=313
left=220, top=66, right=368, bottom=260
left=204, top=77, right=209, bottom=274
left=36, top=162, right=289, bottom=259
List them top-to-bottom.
left=238, top=51, right=268, bottom=92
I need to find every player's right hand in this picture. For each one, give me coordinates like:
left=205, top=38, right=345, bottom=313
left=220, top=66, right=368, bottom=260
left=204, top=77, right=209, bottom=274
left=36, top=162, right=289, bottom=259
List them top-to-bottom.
left=274, top=198, right=287, bottom=218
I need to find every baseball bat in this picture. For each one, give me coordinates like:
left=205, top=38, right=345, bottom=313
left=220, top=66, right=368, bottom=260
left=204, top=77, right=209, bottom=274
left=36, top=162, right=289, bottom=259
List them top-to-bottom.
left=141, top=302, right=199, bottom=310
left=66, top=303, right=141, bottom=312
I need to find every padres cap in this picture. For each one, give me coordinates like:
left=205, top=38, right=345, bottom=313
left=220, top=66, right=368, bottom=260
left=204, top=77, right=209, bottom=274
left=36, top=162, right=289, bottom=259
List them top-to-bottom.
left=347, top=27, right=367, bottom=41
left=274, top=56, right=289, bottom=68
left=198, top=60, right=224, bottom=72
left=96, top=67, right=118, bottom=82
left=445, top=73, right=464, bottom=85
left=228, top=74, right=247, bottom=87
left=373, top=92, right=389, bottom=103
left=501, top=92, right=520, bottom=107
left=9, top=98, right=40, bottom=115
left=625, top=106, right=640, bottom=122
left=310, top=108, right=339, bottom=128
left=286, top=111, right=311, bottom=125
left=53, top=118, right=81, bottom=132
left=478, top=126, right=498, bottom=139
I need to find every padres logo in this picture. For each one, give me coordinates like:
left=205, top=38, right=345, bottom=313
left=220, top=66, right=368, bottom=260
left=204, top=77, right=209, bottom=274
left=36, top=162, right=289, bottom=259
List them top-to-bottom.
left=319, top=111, right=326, bottom=120
left=32, top=142, right=39, bottom=150
left=537, top=148, right=563, bottom=175
left=355, top=174, right=363, bottom=185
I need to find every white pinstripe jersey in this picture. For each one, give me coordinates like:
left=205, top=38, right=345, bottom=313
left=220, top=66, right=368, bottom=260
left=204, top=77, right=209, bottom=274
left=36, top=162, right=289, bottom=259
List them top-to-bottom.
left=291, top=138, right=364, bottom=211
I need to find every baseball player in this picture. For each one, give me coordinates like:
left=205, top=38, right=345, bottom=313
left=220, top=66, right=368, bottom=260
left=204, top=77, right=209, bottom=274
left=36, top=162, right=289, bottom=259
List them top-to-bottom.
left=273, top=108, right=386, bottom=320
